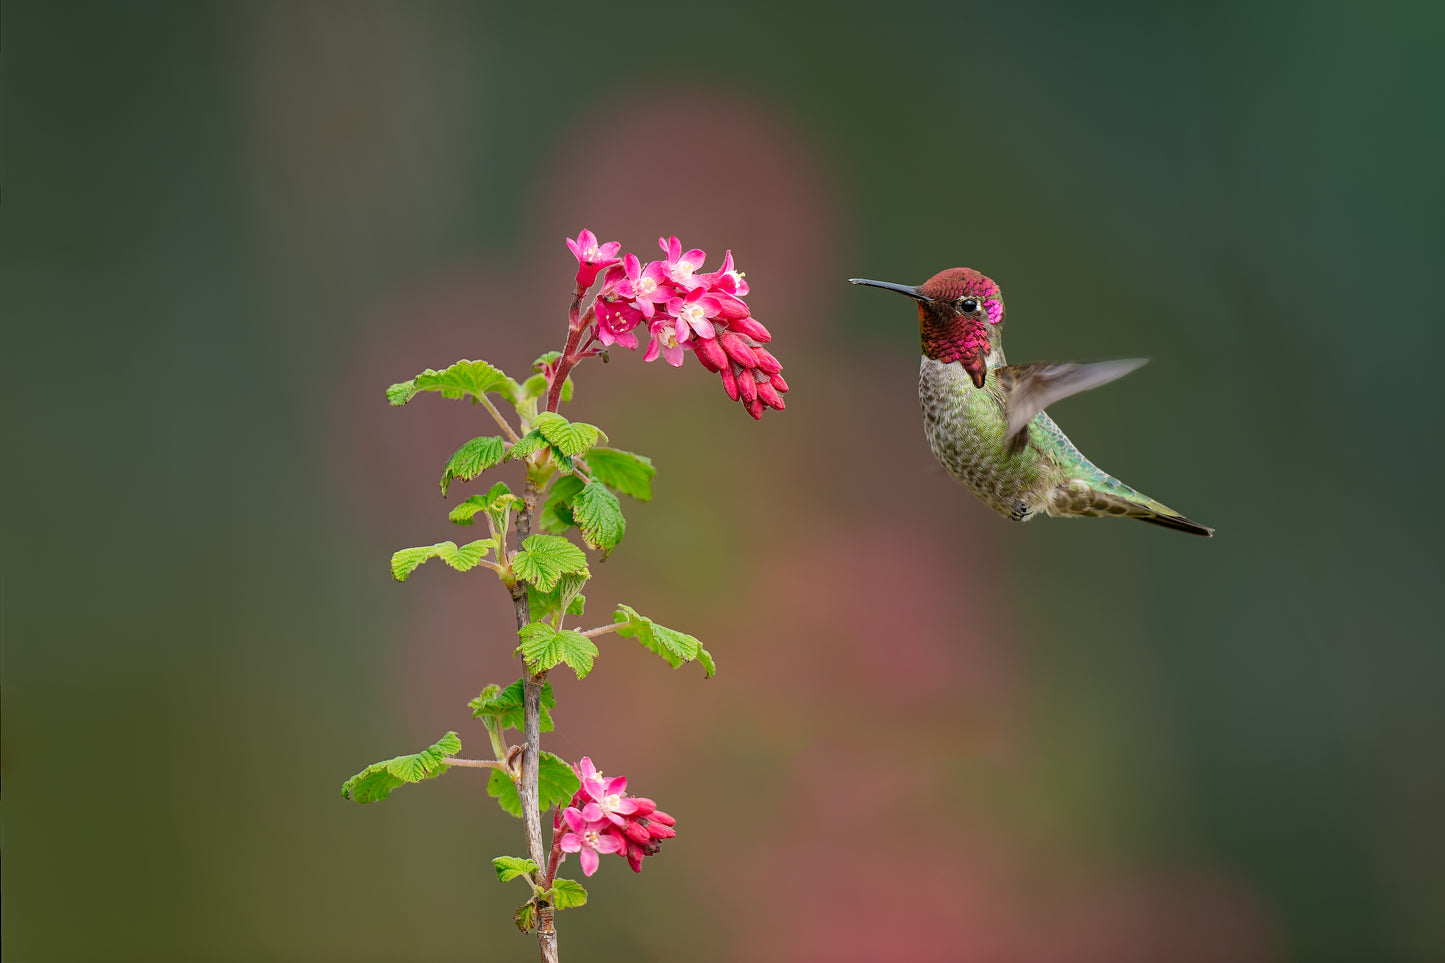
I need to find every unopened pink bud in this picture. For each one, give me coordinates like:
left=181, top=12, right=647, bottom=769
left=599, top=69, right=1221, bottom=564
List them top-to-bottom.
left=711, top=292, right=751, bottom=322
left=729, top=315, right=772, bottom=343
left=720, top=331, right=758, bottom=368
left=694, top=337, right=728, bottom=373
left=753, top=347, right=782, bottom=375
left=720, top=366, right=739, bottom=401
left=736, top=366, right=758, bottom=405
left=770, top=372, right=789, bottom=394
left=756, top=380, right=786, bottom=410
left=744, top=397, right=764, bottom=420
left=629, top=797, right=658, bottom=817
left=649, top=809, right=676, bottom=827
left=625, top=819, right=653, bottom=844
left=647, top=821, right=677, bottom=840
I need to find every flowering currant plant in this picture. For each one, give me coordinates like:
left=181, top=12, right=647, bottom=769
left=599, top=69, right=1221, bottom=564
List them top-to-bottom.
left=342, top=231, right=784, bottom=961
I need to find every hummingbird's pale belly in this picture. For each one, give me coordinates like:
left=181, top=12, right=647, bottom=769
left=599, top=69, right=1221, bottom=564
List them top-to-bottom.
left=918, top=356, right=1051, bottom=520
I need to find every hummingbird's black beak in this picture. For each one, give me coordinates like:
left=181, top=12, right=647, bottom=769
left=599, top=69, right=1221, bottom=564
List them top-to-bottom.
left=848, top=278, right=933, bottom=301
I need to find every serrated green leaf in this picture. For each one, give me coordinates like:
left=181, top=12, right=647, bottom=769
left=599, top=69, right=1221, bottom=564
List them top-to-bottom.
left=532, top=351, right=563, bottom=371
left=390, top=360, right=520, bottom=406
left=386, top=380, right=419, bottom=406
left=531, top=412, right=607, bottom=458
left=506, top=429, right=549, bottom=461
left=440, top=436, right=507, bottom=496
left=583, top=448, right=655, bottom=501
left=538, top=476, right=585, bottom=534
left=572, top=482, right=625, bottom=555
left=450, top=483, right=523, bottom=528
left=448, top=496, right=488, bottom=526
left=511, top=535, right=589, bottom=592
left=438, top=539, right=495, bottom=571
left=389, top=540, right=494, bottom=580
left=391, top=545, right=439, bottom=582
left=612, top=604, right=716, bottom=677
left=517, top=622, right=598, bottom=679
left=469, top=679, right=555, bottom=732
left=341, top=731, right=461, bottom=803
left=486, top=751, right=579, bottom=818
left=492, top=856, right=539, bottom=883
left=547, top=879, right=588, bottom=910
left=514, top=900, right=537, bottom=933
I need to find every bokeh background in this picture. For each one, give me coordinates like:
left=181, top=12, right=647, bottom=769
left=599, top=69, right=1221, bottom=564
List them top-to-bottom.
left=5, top=2, right=1443, bottom=961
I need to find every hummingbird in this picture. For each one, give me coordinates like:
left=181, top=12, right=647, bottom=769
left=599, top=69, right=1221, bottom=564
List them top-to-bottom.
left=850, top=267, right=1213, bottom=536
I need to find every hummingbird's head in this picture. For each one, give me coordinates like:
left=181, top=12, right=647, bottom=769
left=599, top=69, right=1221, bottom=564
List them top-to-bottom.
left=849, top=267, right=1005, bottom=388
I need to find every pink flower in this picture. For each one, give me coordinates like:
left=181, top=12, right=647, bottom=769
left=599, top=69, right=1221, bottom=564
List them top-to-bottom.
left=565, top=229, right=622, bottom=292
left=658, top=235, right=708, bottom=291
left=699, top=249, right=749, bottom=296
left=614, top=253, right=673, bottom=319
left=666, top=288, right=722, bottom=341
left=594, top=296, right=642, bottom=350
left=643, top=315, right=687, bottom=367
left=578, top=762, right=639, bottom=828
left=559, top=806, right=623, bottom=877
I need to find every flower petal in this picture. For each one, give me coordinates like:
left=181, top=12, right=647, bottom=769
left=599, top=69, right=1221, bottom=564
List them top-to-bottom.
left=579, top=846, right=599, bottom=877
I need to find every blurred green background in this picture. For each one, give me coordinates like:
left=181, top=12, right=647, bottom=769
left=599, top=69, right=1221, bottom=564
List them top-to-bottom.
left=5, top=2, right=1443, bottom=960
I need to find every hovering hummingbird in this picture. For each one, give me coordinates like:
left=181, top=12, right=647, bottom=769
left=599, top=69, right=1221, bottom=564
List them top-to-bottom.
left=851, top=267, right=1212, bottom=536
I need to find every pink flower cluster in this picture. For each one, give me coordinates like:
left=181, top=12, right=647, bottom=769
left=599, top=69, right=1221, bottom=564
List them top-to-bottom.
left=566, top=230, right=789, bottom=419
left=556, top=757, right=675, bottom=876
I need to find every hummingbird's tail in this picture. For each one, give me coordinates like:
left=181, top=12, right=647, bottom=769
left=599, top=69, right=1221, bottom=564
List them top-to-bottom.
left=1048, top=478, right=1215, bottom=537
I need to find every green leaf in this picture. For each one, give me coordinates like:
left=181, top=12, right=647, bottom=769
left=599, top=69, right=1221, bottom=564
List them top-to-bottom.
left=387, top=360, right=520, bottom=407
left=519, top=373, right=548, bottom=400
left=531, top=411, right=607, bottom=458
left=506, top=429, right=549, bottom=461
left=440, top=436, right=507, bottom=497
left=583, top=448, right=655, bottom=501
left=538, top=476, right=585, bottom=534
left=571, top=482, right=625, bottom=555
left=450, top=483, right=523, bottom=528
left=511, top=535, right=589, bottom=592
left=390, top=540, right=496, bottom=581
left=528, top=571, right=588, bottom=622
left=612, top=604, right=716, bottom=677
left=517, top=622, right=598, bottom=679
left=469, top=679, right=555, bottom=732
left=341, top=731, right=462, bottom=803
left=486, top=751, right=580, bottom=818
left=486, top=768, right=524, bottom=817
left=492, top=856, right=539, bottom=883
left=547, top=878, right=588, bottom=910
left=514, top=900, right=537, bottom=933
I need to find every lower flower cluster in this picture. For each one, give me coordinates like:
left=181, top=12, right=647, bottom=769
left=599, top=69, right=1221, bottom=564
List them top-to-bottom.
left=556, top=757, right=676, bottom=876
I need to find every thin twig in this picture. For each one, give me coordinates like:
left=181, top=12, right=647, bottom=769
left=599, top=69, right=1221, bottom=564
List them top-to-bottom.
left=479, top=394, right=521, bottom=442
left=578, top=624, right=622, bottom=639
left=441, top=757, right=505, bottom=769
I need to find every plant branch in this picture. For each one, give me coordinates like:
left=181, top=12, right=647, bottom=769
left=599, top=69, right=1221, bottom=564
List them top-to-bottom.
left=510, top=473, right=558, bottom=962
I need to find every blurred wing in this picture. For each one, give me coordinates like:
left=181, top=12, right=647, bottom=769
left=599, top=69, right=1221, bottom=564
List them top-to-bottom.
left=995, top=359, right=1148, bottom=455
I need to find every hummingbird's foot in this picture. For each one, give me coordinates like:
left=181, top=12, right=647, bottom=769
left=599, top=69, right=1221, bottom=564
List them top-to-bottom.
left=1009, top=500, right=1033, bottom=522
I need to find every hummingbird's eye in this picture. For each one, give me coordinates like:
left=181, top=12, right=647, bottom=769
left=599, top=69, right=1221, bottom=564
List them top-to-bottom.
left=960, top=298, right=979, bottom=314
